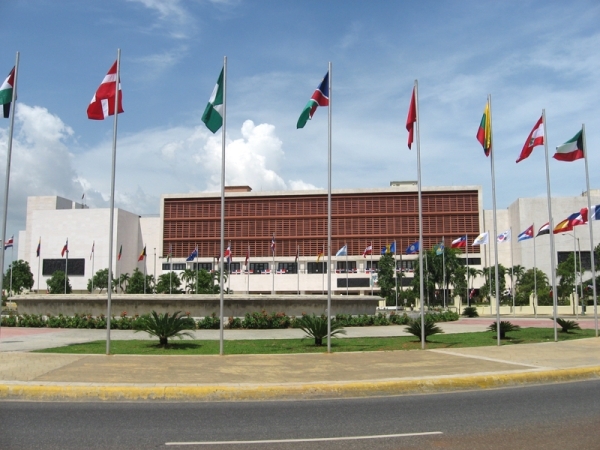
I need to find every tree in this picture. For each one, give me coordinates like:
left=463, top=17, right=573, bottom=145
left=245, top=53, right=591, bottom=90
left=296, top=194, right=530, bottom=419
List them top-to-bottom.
left=411, top=247, right=465, bottom=306
left=377, top=253, right=396, bottom=304
left=556, top=254, right=575, bottom=305
left=3, top=259, right=34, bottom=294
left=480, top=264, right=508, bottom=304
left=87, top=268, right=110, bottom=293
left=126, top=268, right=146, bottom=294
left=515, top=268, right=549, bottom=306
left=180, top=269, right=197, bottom=293
left=196, top=269, right=224, bottom=294
left=46, top=270, right=72, bottom=294
left=155, top=272, right=182, bottom=294
left=118, top=273, right=130, bottom=293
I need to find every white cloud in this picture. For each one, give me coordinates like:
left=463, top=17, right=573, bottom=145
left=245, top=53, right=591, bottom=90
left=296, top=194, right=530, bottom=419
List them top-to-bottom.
left=126, top=0, right=195, bottom=39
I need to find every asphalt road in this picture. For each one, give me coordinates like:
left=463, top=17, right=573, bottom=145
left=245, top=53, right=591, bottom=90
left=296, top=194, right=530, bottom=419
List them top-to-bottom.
left=1, top=380, right=599, bottom=449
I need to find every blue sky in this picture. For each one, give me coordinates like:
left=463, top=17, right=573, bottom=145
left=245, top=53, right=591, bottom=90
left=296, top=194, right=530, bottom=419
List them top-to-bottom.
left=1, top=0, right=600, bottom=244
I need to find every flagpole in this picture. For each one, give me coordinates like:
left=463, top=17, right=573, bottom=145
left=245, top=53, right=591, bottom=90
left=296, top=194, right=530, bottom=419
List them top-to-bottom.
left=105, top=49, right=120, bottom=355
left=0, top=52, right=18, bottom=314
left=219, top=56, right=227, bottom=356
left=326, top=61, right=333, bottom=354
left=414, top=80, right=425, bottom=349
left=488, top=94, right=501, bottom=347
left=542, top=109, right=559, bottom=342
left=582, top=124, right=598, bottom=336
left=534, top=227, right=537, bottom=318
left=510, top=228, right=515, bottom=316
left=573, top=230, right=578, bottom=320
left=272, top=234, right=275, bottom=294
left=466, top=234, right=470, bottom=307
left=442, top=236, right=446, bottom=309
left=37, top=238, right=41, bottom=293
left=65, top=240, right=69, bottom=295
left=227, top=240, right=231, bottom=292
left=370, top=240, right=373, bottom=296
left=394, top=240, right=398, bottom=310
left=91, top=241, right=95, bottom=292
left=345, top=242, right=348, bottom=296
left=10, top=244, right=13, bottom=296
left=247, top=244, right=250, bottom=294
left=322, top=244, right=324, bottom=295
left=195, top=245, right=198, bottom=294
left=297, top=245, right=300, bottom=295
left=143, top=249, right=147, bottom=294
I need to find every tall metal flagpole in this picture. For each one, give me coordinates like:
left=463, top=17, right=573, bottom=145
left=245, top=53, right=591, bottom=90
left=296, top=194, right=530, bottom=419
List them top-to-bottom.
left=105, top=49, right=121, bottom=355
left=0, top=51, right=19, bottom=315
left=219, top=56, right=227, bottom=356
left=327, top=61, right=333, bottom=353
left=415, top=80, right=425, bottom=349
left=487, top=95, right=501, bottom=347
left=542, top=109, right=559, bottom=342
left=582, top=124, right=599, bottom=336
left=534, top=227, right=537, bottom=318
left=510, top=228, right=515, bottom=315
left=572, top=231, right=578, bottom=319
left=272, top=234, right=275, bottom=294
left=466, top=235, right=470, bottom=306
left=442, top=236, right=446, bottom=308
left=37, top=238, right=41, bottom=293
left=65, top=240, right=69, bottom=294
left=370, top=240, right=373, bottom=295
left=394, top=240, right=398, bottom=310
left=91, top=241, right=95, bottom=292
left=345, top=242, right=349, bottom=296
left=296, top=245, right=300, bottom=295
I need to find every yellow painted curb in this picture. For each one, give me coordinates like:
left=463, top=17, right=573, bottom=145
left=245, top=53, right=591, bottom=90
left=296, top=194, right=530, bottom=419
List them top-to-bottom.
left=2, top=366, right=599, bottom=402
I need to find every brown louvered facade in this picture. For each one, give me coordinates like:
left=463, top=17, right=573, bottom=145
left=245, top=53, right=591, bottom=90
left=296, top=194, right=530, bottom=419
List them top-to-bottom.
left=162, top=187, right=481, bottom=259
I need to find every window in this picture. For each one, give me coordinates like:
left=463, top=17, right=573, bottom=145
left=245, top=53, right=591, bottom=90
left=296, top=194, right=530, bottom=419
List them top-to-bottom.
left=457, top=257, right=482, bottom=266
left=43, top=259, right=85, bottom=276
left=397, top=259, right=415, bottom=272
left=336, top=261, right=357, bottom=272
left=366, top=261, right=378, bottom=271
left=193, top=262, right=213, bottom=271
left=226, top=262, right=241, bottom=272
left=249, top=262, right=270, bottom=274
left=277, top=262, right=297, bottom=274
left=307, top=262, right=328, bottom=274
left=162, top=263, right=186, bottom=270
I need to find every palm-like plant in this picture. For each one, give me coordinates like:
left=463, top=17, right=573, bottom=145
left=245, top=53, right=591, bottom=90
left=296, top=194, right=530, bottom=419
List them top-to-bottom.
left=180, top=269, right=197, bottom=293
left=119, top=273, right=130, bottom=293
left=462, top=306, right=479, bottom=317
left=134, top=310, right=196, bottom=347
left=297, top=314, right=346, bottom=346
left=555, top=317, right=581, bottom=333
left=404, top=319, right=444, bottom=342
left=487, top=321, right=521, bottom=339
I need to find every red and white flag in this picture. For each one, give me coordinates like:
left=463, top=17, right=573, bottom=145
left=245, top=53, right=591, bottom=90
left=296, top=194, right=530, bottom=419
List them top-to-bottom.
left=87, top=61, right=124, bottom=120
left=406, top=87, right=416, bottom=149
left=516, top=116, right=544, bottom=163
left=362, top=243, right=372, bottom=258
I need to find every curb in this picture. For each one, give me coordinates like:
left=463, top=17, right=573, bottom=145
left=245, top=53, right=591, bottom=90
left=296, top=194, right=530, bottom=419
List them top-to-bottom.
left=2, top=366, right=600, bottom=402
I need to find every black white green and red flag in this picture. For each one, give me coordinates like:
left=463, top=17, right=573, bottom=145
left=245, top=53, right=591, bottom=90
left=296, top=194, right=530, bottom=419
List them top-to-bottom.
left=87, top=61, right=124, bottom=120
left=0, top=67, right=15, bottom=118
left=297, top=72, right=329, bottom=129
left=554, top=129, right=584, bottom=162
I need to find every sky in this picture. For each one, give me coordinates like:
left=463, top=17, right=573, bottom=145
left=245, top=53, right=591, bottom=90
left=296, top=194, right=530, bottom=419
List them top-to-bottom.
left=1, top=0, right=600, bottom=253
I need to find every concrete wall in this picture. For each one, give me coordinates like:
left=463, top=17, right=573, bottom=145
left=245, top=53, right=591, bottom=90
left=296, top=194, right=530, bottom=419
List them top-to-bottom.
left=12, top=294, right=382, bottom=317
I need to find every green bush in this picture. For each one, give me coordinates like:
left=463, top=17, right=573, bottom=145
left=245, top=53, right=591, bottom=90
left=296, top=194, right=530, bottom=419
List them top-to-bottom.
left=462, top=306, right=479, bottom=317
left=134, top=310, right=196, bottom=347
left=241, top=311, right=290, bottom=329
left=197, top=313, right=220, bottom=329
left=18, top=314, right=45, bottom=327
left=297, top=314, right=346, bottom=346
left=1, top=315, right=17, bottom=326
left=227, top=316, right=242, bottom=329
left=555, top=317, right=581, bottom=333
left=404, top=318, right=444, bottom=342
left=487, top=321, right=521, bottom=339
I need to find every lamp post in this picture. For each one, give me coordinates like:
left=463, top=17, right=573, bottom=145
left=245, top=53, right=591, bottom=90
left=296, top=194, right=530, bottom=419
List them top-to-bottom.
left=562, top=232, right=582, bottom=318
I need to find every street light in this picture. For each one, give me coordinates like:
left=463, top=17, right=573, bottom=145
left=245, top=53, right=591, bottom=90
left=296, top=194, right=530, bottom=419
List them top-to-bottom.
left=561, top=232, right=583, bottom=317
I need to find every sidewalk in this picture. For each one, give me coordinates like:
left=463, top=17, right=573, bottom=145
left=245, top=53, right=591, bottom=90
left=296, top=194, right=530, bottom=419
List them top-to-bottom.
left=1, top=318, right=599, bottom=402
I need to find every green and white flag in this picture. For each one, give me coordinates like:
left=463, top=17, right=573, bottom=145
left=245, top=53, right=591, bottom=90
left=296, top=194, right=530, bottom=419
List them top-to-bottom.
left=0, top=67, right=16, bottom=119
left=201, top=67, right=224, bottom=133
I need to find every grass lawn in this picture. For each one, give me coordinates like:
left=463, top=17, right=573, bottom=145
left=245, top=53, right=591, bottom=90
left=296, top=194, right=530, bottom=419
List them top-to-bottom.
left=34, top=327, right=597, bottom=355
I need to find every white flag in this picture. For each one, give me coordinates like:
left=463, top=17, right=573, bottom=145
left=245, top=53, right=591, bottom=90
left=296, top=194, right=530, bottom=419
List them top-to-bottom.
left=497, top=230, right=511, bottom=243
left=472, top=232, right=489, bottom=246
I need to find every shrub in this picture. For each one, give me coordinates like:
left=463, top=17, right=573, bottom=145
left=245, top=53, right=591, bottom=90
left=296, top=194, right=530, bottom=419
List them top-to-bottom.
left=462, top=306, right=479, bottom=317
left=134, top=310, right=196, bottom=347
left=241, top=311, right=290, bottom=329
left=389, top=312, right=410, bottom=325
left=197, top=313, right=220, bottom=329
left=18, top=314, right=45, bottom=327
left=297, top=314, right=346, bottom=346
left=228, top=316, right=242, bottom=329
left=555, top=317, right=581, bottom=333
left=404, top=318, right=444, bottom=342
left=487, top=321, right=521, bottom=339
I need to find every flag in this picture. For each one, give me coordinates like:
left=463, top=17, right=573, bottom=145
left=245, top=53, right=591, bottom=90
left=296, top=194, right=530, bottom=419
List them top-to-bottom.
left=87, top=61, right=124, bottom=120
left=0, top=67, right=15, bottom=119
left=201, top=67, right=224, bottom=133
left=297, top=71, right=329, bottom=129
left=406, top=87, right=416, bottom=149
left=476, top=101, right=492, bottom=157
left=516, top=116, right=544, bottom=163
left=554, top=129, right=584, bottom=162
left=587, top=205, right=600, bottom=221
left=571, top=208, right=588, bottom=227
left=553, top=212, right=580, bottom=234
left=536, top=222, right=550, bottom=237
left=517, top=225, right=534, bottom=242
left=497, top=230, right=511, bottom=243
left=472, top=232, right=489, bottom=246
left=3, top=235, right=13, bottom=250
left=270, top=235, right=276, bottom=255
left=451, top=235, right=466, bottom=248
left=36, top=238, right=41, bottom=257
left=61, top=239, right=68, bottom=257
left=90, top=241, right=95, bottom=260
left=390, top=241, right=396, bottom=254
left=406, top=241, right=419, bottom=255
left=434, top=242, right=445, bottom=255
left=167, top=243, right=172, bottom=262
left=362, top=243, right=372, bottom=258
left=118, top=244, right=122, bottom=261
left=224, top=244, right=232, bottom=264
left=381, top=244, right=391, bottom=255
left=336, top=245, right=347, bottom=257
left=138, top=246, right=146, bottom=262
left=245, top=246, right=250, bottom=266
left=295, top=246, right=299, bottom=263
left=186, top=247, right=198, bottom=262
left=317, top=247, right=324, bottom=262
left=469, top=288, right=475, bottom=299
